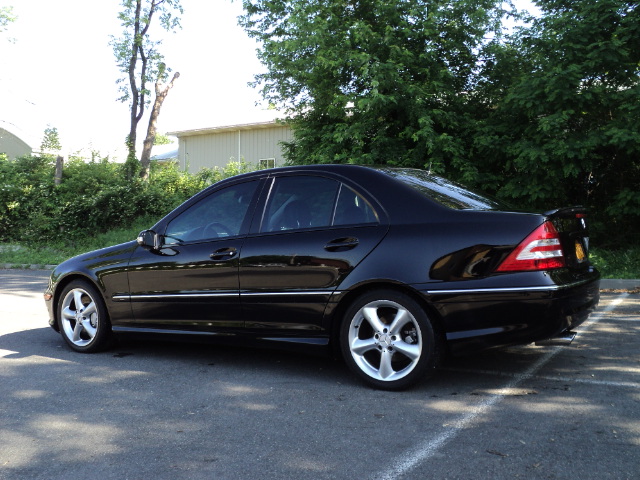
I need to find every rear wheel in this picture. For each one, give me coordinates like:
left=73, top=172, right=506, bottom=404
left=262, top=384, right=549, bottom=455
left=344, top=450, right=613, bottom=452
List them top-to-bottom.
left=57, top=280, right=111, bottom=353
left=340, top=290, right=439, bottom=390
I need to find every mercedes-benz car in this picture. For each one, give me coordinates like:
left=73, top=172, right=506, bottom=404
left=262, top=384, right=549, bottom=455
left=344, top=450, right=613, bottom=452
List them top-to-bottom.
left=44, top=165, right=600, bottom=389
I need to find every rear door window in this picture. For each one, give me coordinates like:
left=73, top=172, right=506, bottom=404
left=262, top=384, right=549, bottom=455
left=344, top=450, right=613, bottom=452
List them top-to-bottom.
left=262, top=176, right=339, bottom=232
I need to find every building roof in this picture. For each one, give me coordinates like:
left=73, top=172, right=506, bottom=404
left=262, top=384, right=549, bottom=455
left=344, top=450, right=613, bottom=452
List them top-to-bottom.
left=167, top=120, right=289, bottom=138
left=151, top=143, right=179, bottom=161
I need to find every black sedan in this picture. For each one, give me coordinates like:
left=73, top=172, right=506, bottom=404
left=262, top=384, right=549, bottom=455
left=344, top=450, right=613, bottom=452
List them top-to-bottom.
left=44, top=165, right=600, bottom=390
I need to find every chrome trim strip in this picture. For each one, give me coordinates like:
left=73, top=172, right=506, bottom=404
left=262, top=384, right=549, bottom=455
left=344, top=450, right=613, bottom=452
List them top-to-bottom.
left=426, top=279, right=594, bottom=295
left=426, top=286, right=560, bottom=295
left=114, top=290, right=341, bottom=301
left=241, top=291, right=336, bottom=297
left=113, top=292, right=239, bottom=301
left=112, top=326, right=224, bottom=336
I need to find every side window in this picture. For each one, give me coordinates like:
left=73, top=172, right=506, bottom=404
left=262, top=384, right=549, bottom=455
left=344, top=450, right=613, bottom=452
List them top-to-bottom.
left=262, top=176, right=340, bottom=232
left=164, top=180, right=258, bottom=244
left=334, top=185, right=379, bottom=226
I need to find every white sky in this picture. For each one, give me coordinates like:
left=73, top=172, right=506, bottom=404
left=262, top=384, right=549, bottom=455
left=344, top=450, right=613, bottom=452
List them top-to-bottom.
left=0, top=0, right=275, bottom=158
left=1, top=0, right=536, bottom=159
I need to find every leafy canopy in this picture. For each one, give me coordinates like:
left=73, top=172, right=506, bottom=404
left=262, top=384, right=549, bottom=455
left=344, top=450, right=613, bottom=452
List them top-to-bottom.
left=240, top=0, right=510, bottom=169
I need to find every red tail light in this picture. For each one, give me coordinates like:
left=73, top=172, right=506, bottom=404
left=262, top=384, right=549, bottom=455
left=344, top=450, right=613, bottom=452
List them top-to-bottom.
left=496, top=221, right=566, bottom=272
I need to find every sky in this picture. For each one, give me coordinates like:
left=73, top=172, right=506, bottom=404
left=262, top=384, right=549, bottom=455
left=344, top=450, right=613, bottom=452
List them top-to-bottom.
left=1, top=0, right=536, bottom=159
left=1, top=0, right=276, bottom=158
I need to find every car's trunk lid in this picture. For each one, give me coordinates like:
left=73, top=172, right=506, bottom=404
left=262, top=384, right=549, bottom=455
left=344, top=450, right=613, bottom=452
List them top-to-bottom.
left=545, top=206, right=591, bottom=270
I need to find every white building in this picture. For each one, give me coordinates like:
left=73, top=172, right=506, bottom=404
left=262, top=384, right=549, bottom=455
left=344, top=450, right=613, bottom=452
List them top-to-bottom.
left=168, top=120, right=293, bottom=173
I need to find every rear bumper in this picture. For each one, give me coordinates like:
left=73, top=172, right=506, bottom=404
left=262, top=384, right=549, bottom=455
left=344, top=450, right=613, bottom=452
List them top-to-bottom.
left=417, top=270, right=600, bottom=354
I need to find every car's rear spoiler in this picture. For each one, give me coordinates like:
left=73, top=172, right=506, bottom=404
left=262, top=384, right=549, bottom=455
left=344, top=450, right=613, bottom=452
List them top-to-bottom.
left=543, top=206, right=587, bottom=218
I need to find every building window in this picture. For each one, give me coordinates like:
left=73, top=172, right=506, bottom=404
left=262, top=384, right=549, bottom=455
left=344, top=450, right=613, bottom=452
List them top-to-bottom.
left=258, top=158, right=276, bottom=169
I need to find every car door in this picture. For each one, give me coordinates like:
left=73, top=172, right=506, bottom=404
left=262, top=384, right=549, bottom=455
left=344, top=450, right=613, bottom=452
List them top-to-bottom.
left=239, top=174, right=388, bottom=335
left=125, top=179, right=261, bottom=332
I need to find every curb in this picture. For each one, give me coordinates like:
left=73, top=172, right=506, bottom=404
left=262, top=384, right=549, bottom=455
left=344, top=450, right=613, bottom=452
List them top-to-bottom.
left=0, top=264, right=57, bottom=271
left=599, top=279, right=640, bottom=292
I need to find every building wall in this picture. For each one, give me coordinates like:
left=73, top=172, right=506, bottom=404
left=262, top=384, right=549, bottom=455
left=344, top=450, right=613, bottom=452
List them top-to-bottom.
left=173, top=122, right=293, bottom=173
left=0, top=127, right=32, bottom=160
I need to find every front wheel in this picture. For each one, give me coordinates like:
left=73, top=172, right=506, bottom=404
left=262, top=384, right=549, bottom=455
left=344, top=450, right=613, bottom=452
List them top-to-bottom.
left=57, top=280, right=111, bottom=353
left=340, top=290, right=440, bottom=390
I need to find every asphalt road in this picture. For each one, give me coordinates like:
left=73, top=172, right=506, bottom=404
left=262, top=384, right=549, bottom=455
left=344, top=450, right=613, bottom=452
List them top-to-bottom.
left=1, top=270, right=638, bottom=480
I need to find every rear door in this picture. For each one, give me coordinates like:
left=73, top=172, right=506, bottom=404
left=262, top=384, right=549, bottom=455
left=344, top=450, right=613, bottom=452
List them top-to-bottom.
left=239, top=173, right=388, bottom=334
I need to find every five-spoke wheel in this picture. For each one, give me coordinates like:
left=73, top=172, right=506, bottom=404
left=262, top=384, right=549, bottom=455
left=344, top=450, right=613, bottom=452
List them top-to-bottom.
left=58, top=281, right=111, bottom=352
left=341, top=290, right=439, bottom=390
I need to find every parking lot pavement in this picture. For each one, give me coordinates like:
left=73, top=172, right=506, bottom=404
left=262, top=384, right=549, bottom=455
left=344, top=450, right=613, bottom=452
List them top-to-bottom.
left=1, top=270, right=638, bottom=480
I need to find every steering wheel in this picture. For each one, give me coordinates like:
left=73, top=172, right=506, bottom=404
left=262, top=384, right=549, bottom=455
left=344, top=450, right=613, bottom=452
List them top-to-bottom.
left=203, top=222, right=232, bottom=238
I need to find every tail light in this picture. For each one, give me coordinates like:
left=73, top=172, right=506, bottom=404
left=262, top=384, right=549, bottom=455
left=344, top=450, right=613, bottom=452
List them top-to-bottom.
left=496, top=221, right=566, bottom=272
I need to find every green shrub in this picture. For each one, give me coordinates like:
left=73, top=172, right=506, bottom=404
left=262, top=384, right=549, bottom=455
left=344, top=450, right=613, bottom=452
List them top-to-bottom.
left=0, top=155, right=257, bottom=245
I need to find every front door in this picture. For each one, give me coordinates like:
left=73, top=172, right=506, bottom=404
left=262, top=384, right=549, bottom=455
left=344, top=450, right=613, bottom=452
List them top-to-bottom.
left=126, top=179, right=260, bottom=332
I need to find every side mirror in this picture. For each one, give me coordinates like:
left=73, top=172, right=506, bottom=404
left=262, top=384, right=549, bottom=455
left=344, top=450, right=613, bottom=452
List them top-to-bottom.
left=137, top=230, right=160, bottom=250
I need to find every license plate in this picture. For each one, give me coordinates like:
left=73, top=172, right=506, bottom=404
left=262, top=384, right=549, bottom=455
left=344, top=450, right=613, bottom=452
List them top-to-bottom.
left=575, top=240, right=586, bottom=262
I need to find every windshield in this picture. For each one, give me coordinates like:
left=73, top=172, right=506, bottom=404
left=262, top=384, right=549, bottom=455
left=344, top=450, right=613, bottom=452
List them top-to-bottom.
left=379, top=168, right=506, bottom=211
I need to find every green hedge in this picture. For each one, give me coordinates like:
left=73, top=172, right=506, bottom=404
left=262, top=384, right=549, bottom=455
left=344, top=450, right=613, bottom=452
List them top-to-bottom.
left=0, top=154, right=252, bottom=244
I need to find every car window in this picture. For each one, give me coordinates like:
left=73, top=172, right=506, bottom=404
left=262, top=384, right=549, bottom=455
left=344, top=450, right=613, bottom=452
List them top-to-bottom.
left=379, top=168, right=507, bottom=211
left=262, top=176, right=340, bottom=232
left=164, top=180, right=258, bottom=244
left=333, top=185, right=379, bottom=226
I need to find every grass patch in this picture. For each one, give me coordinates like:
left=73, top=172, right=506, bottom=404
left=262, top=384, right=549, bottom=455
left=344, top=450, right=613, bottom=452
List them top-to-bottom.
left=0, top=216, right=156, bottom=267
left=590, top=246, right=640, bottom=279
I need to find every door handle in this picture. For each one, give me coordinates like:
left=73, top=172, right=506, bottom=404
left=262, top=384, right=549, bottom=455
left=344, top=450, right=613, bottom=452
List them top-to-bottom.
left=324, top=237, right=359, bottom=252
left=210, top=247, right=237, bottom=260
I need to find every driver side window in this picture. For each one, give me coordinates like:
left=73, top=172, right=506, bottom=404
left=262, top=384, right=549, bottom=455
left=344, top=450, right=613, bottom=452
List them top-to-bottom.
left=164, top=180, right=258, bottom=244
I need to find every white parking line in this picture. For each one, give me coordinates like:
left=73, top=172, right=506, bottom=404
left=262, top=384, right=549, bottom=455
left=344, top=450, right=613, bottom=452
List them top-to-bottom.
left=373, top=292, right=630, bottom=480
left=443, top=368, right=640, bottom=390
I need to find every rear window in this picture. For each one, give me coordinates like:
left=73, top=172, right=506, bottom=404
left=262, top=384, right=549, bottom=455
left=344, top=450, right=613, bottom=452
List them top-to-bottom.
left=379, top=168, right=506, bottom=211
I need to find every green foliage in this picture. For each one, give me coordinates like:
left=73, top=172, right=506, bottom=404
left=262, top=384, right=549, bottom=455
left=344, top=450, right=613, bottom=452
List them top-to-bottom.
left=111, top=0, right=183, bottom=168
left=111, top=0, right=183, bottom=105
left=241, top=0, right=639, bottom=245
left=241, top=0, right=509, bottom=170
left=475, top=0, right=640, bottom=242
left=0, top=5, right=16, bottom=34
left=40, top=126, right=62, bottom=153
left=153, top=133, right=173, bottom=145
left=0, top=155, right=256, bottom=246
left=0, top=216, right=158, bottom=266
left=590, top=246, right=640, bottom=280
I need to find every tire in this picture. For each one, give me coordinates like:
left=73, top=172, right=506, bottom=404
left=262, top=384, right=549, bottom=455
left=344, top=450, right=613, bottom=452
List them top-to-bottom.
left=57, top=280, right=112, bottom=353
left=340, top=290, right=439, bottom=390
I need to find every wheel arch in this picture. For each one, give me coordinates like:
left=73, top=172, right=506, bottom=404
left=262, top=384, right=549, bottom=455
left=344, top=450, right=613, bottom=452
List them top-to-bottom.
left=51, top=273, right=108, bottom=329
left=327, top=281, right=447, bottom=358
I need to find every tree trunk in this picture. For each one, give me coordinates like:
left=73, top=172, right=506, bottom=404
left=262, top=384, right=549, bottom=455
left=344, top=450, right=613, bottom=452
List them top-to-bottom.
left=139, top=71, right=180, bottom=180
left=54, top=156, right=64, bottom=186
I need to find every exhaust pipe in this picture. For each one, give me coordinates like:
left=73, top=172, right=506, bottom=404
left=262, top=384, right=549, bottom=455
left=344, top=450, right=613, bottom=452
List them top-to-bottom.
left=536, top=330, right=577, bottom=346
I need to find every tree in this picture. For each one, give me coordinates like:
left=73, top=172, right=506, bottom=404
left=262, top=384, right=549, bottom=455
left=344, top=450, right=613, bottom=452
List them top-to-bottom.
left=112, top=0, right=182, bottom=180
left=239, top=0, right=510, bottom=171
left=476, top=0, right=640, bottom=241
left=0, top=5, right=15, bottom=31
left=0, top=5, right=16, bottom=42
left=40, top=126, right=62, bottom=154
left=153, top=132, right=174, bottom=145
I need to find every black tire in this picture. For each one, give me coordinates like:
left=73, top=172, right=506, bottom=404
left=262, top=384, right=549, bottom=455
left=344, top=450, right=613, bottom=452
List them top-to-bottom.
left=57, top=280, right=112, bottom=353
left=340, top=289, right=440, bottom=390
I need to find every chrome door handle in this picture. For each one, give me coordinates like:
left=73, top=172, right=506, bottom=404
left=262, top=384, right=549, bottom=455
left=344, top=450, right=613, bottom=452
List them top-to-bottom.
left=324, top=237, right=359, bottom=252
left=210, top=248, right=237, bottom=260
